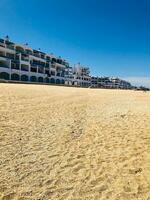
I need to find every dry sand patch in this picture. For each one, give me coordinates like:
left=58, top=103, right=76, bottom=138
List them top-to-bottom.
left=0, top=84, right=150, bottom=200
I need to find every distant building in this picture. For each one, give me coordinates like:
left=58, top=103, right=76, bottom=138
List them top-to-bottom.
left=72, top=63, right=91, bottom=87
left=91, top=76, right=132, bottom=89
left=91, top=76, right=98, bottom=87
left=110, top=77, right=132, bottom=89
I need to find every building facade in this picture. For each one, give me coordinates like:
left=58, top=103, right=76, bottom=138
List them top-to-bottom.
left=0, top=37, right=90, bottom=87
left=0, top=37, right=132, bottom=89
left=72, top=63, right=91, bottom=87
left=91, top=76, right=132, bottom=89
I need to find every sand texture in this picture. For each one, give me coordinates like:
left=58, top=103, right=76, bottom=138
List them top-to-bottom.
left=0, top=84, right=150, bottom=200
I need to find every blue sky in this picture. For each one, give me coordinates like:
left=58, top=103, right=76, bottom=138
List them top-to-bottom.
left=0, top=0, right=150, bottom=86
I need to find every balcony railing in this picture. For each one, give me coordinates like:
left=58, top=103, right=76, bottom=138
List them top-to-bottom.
left=0, top=42, right=5, bottom=47
left=6, top=45, right=15, bottom=50
left=16, top=50, right=25, bottom=54
left=25, top=50, right=33, bottom=55
left=33, top=53, right=41, bottom=58
left=0, top=54, right=14, bottom=60
left=21, top=57, right=29, bottom=62
left=52, top=62, right=66, bottom=69
left=0, top=64, right=9, bottom=68
left=11, top=65, right=20, bottom=70
left=21, top=66, right=29, bottom=71
left=30, top=66, right=37, bottom=73
left=38, top=67, right=44, bottom=74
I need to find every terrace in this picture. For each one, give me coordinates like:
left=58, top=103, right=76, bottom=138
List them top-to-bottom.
left=0, top=39, right=5, bottom=48
left=6, top=44, right=15, bottom=50
left=16, top=46, right=25, bottom=54
left=25, top=49, right=33, bottom=55
left=33, top=50, right=41, bottom=58
left=0, top=51, right=6, bottom=58
left=6, top=53, right=15, bottom=60
left=41, top=53, right=45, bottom=59
left=21, top=54, right=29, bottom=62
left=46, top=56, right=51, bottom=62
left=51, top=58, right=66, bottom=69
left=0, top=60, right=9, bottom=68
left=32, top=60, right=45, bottom=67
left=11, top=61, right=20, bottom=70
left=45, top=62, right=49, bottom=68
left=21, top=64, right=29, bottom=72
left=30, top=65, right=37, bottom=73
left=38, top=66, right=44, bottom=74
left=45, top=69, right=50, bottom=76
left=51, top=71, right=55, bottom=76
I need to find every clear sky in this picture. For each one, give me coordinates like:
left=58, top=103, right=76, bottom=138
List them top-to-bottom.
left=0, top=0, right=150, bottom=87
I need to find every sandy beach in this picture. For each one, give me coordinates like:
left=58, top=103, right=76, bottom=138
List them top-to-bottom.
left=0, top=83, right=150, bottom=200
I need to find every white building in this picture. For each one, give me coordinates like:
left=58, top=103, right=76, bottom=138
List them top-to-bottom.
left=0, top=36, right=132, bottom=89
left=0, top=37, right=70, bottom=84
left=0, top=37, right=92, bottom=87
left=72, top=63, right=91, bottom=87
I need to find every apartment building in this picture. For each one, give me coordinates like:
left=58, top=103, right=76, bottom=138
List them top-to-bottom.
left=0, top=36, right=132, bottom=89
left=0, top=37, right=72, bottom=85
left=0, top=37, right=92, bottom=87
left=72, top=63, right=91, bottom=87
left=91, top=76, right=132, bottom=89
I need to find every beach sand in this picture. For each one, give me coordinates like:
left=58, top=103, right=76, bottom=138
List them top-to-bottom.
left=0, top=83, right=150, bottom=200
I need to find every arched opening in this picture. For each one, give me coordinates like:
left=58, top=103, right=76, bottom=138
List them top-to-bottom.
left=15, top=46, right=24, bottom=53
left=0, top=72, right=9, bottom=80
left=11, top=73, right=20, bottom=81
left=21, top=75, right=28, bottom=82
left=30, top=76, right=36, bottom=82
left=38, top=77, right=43, bottom=82
left=45, top=77, right=49, bottom=83
left=50, top=78, right=55, bottom=84
left=56, top=79, right=60, bottom=84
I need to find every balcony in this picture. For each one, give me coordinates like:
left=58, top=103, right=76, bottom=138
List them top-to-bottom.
left=0, top=42, right=5, bottom=48
left=6, top=44, right=15, bottom=50
left=15, top=45, right=25, bottom=54
left=25, top=49, right=33, bottom=55
left=16, top=50, right=24, bottom=54
left=33, top=50, right=41, bottom=58
left=6, top=53, right=15, bottom=60
left=33, top=53, right=41, bottom=58
left=0, top=54, right=7, bottom=59
left=41, top=54, right=45, bottom=59
left=0, top=55, right=13, bottom=63
left=21, top=56, right=29, bottom=62
left=46, top=56, right=51, bottom=62
left=32, top=60, right=45, bottom=67
left=52, top=62, right=66, bottom=69
left=0, top=63, right=9, bottom=68
left=45, top=63, right=49, bottom=68
left=11, top=64, right=20, bottom=70
left=21, top=64, right=29, bottom=72
left=31, top=65, right=37, bottom=73
left=38, top=67, right=44, bottom=74
left=45, top=71, right=50, bottom=77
